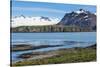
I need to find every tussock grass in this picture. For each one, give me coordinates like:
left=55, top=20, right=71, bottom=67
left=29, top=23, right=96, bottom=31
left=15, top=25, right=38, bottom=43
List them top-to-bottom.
left=12, top=47, right=96, bottom=66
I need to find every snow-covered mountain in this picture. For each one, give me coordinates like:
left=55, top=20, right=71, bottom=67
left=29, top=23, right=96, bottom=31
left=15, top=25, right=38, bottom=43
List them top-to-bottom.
left=58, top=9, right=96, bottom=30
left=11, top=15, right=60, bottom=27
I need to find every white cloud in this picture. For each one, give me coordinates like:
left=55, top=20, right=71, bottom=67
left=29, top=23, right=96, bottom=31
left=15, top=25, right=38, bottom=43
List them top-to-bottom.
left=13, top=7, right=66, bottom=14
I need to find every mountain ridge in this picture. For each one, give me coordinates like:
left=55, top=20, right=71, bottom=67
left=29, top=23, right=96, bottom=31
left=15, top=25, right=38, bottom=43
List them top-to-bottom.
left=11, top=9, right=96, bottom=32
left=58, top=9, right=96, bottom=30
left=11, top=16, right=59, bottom=27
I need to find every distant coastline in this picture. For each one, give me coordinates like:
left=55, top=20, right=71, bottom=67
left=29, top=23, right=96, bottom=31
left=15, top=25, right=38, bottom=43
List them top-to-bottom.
left=11, top=25, right=96, bottom=33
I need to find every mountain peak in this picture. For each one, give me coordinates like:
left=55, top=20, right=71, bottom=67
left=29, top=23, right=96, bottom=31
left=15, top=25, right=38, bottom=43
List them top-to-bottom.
left=58, top=9, right=96, bottom=30
left=75, top=9, right=86, bottom=14
left=79, top=9, right=85, bottom=11
left=20, top=15, right=26, bottom=18
left=11, top=16, right=59, bottom=27
left=40, top=16, right=51, bottom=21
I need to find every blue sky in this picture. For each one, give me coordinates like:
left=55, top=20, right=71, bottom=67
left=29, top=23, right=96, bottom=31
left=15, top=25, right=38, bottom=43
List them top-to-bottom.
left=11, top=0, right=96, bottom=19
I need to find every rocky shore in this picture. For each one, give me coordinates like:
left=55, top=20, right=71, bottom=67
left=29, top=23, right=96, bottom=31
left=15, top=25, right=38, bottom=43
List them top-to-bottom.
left=11, top=44, right=96, bottom=66
left=11, top=44, right=63, bottom=52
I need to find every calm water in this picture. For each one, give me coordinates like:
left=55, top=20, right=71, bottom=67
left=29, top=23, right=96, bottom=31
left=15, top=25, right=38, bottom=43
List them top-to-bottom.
left=11, top=32, right=96, bottom=61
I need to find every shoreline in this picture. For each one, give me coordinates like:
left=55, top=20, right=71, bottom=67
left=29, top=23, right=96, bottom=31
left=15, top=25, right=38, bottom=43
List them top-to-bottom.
left=11, top=44, right=96, bottom=66
left=11, top=44, right=63, bottom=52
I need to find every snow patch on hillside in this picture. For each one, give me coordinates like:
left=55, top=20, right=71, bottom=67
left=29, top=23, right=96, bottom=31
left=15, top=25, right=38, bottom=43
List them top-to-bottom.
left=11, top=16, right=60, bottom=27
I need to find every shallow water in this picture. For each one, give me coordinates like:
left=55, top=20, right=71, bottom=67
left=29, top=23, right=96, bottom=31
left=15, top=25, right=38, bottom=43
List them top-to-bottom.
left=11, top=32, right=96, bottom=61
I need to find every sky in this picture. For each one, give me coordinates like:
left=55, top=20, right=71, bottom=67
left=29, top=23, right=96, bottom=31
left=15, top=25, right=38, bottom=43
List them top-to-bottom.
left=11, top=0, right=96, bottom=19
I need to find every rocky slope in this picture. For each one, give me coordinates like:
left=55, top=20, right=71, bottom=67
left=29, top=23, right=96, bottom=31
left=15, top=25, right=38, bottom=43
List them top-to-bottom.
left=58, top=9, right=96, bottom=31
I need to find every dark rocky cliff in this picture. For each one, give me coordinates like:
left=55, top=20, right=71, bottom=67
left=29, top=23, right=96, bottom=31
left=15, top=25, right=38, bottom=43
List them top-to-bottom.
left=58, top=9, right=96, bottom=31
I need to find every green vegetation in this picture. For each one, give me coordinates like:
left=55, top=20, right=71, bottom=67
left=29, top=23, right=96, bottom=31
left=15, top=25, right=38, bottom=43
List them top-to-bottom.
left=11, top=25, right=93, bottom=32
left=12, top=45, right=96, bottom=66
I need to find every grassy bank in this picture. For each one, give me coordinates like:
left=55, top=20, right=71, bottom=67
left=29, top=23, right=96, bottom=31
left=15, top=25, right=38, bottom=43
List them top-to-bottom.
left=11, top=45, right=96, bottom=66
